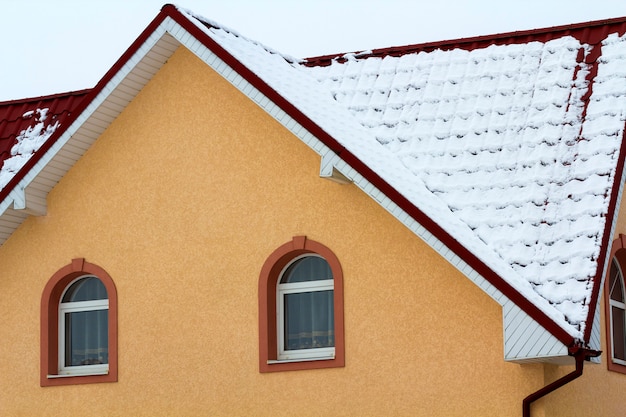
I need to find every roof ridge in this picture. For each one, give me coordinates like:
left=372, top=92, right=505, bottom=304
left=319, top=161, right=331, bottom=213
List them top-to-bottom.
left=174, top=5, right=303, bottom=65
left=303, top=15, right=626, bottom=67
left=0, top=89, right=92, bottom=106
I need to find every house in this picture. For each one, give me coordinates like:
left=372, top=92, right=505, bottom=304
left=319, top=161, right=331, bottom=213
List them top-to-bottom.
left=1, top=4, right=626, bottom=416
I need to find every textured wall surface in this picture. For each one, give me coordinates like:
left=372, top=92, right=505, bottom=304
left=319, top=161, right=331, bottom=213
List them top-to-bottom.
left=0, top=46, right=622, bottom=416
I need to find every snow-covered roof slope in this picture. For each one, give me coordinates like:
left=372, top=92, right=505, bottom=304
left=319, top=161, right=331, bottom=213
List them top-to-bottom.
left=179, top=8, right=626, bottom=342
left=305, top=37, right=626, bottom=337
left=0, top=91, right=90, bottom=193
left=0, top=108, right=59, bottom=190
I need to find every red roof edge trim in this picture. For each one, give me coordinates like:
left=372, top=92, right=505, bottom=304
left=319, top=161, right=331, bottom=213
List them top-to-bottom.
left=165, top=6, right=578, bottom=346
left=0, top=9, right=172, bottom=204
left=303, top=16, right=626, bottom=67
left=0, top=89, right=93, bottom=106
left=583, top=123, right=626, bottom=343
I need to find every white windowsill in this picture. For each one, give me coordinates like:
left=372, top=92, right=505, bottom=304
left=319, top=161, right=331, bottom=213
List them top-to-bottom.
left=268, top=355, right=334, bottom=364
left=613, top=358, right=626, bottom=366
left=47, top=370, right=109, bottom=378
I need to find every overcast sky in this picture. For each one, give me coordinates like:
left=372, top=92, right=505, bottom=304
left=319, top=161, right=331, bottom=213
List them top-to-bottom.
left=2, top=0, right=626, bottom=101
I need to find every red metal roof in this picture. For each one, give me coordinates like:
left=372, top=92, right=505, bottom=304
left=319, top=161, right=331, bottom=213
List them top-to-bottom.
left=303, top=16, right=626, bottom=67
left=0, top=90, right=91, bottom=167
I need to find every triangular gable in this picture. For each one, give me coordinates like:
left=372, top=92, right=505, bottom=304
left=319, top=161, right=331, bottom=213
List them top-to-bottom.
left=1, top=4, right=626, bottom=362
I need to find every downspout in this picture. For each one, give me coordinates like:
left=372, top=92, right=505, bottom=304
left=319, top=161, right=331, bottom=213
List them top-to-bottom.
left=522, top=346, right=601, bottom=417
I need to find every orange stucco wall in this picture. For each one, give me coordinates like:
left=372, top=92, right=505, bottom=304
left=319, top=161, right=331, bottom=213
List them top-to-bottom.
left=0, top=46, right=622, bottom=416
left=537, top=316, right=626, bottom=417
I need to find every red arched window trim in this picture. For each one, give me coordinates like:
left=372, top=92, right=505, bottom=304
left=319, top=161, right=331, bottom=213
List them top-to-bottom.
left=606, top=234, right=626, bottom=374
left=258, top=236, right=345, bottom=372
left=40, top=258, right=118, bottom=386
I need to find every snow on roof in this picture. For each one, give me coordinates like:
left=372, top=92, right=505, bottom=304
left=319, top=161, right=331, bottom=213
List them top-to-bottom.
left=180, top=7, right=626, bottom=340
left=307, top=37, right=617, bottom=331
left=0, top=91, right=90, bottom=193
left=0, top=108, right=59, bottom=190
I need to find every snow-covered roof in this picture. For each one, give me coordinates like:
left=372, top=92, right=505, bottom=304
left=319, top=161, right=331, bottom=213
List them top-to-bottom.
left=2, top=4, right=626, bottom=350
left=305, top=36, right=626, bottom=337
left=0, top=91, right=90, bottom=193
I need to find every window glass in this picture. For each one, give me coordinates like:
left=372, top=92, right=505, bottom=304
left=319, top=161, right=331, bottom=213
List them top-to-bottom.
left=278, top=255, right=334, bottom=359
left=281, top=256, right=332, bottom=284
left=610, top=258, right=626, bottom=365
left=60, top=276, right=109, bottom=372
left=62, top=276, right=107, bottom=302
left=284, top=290, right=334, bottom=350
left=612, top=305, right=626, bottom=361
left=65, top=310, right=109, bottom=366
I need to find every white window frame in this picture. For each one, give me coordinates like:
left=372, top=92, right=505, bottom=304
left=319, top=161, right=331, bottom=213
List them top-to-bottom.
left=277, top=255, right=335, bottom=361
left=610, top=259, right=626, bottom=366
left=58, top=276, right=109, bottom=376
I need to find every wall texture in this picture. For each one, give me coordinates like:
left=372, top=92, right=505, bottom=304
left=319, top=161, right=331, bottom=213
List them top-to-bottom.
left=0, top=46, right=623, bottom=416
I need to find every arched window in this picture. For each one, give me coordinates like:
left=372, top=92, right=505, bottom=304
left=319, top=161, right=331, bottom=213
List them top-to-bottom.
left=606, top=235, right=626, bottom=374
left=259, top=236, right=344, bottom=372
left=277, top=255, right=335, bottom=360
left=41, top=259, right=117, bottom=386
left=609, top=259, right=626, bottom=365
left=59, top=276, right=109, bottom=374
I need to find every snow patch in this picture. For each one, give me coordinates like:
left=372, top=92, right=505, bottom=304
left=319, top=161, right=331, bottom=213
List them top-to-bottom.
left=0, top=108, right=59, bottom=191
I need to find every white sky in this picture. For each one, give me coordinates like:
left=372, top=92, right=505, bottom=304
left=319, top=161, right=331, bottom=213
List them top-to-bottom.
left=2, top=0, right=626, bottom=101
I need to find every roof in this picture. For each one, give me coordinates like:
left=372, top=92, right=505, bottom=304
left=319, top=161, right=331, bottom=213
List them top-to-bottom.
left=1, top=4, right=626, bottom=356
left=302, top=27, right=626, bottom=341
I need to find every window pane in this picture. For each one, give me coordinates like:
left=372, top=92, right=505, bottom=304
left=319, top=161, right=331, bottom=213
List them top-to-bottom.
left=281, top=257, right=332, bottom=284
left=610, top=260, right=624, bottom=303
left=62, top=276, right=108, bottom=302
left=284, top=290, right=334, bottom=350
left=613, top=306, right=626, bottom=361
left=65, top=310, right=109, bottom=366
